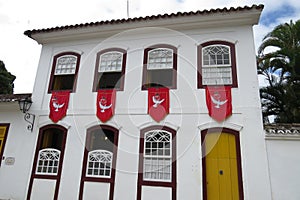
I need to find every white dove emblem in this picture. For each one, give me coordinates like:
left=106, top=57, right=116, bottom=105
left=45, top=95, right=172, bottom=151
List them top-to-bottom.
left=152, top=94, right=164, bottom=108
left=211, top=95, right=227, bottom=108
left=99, top=98, right=112, bottom=113
left=53, top=102, right=65, bottom=112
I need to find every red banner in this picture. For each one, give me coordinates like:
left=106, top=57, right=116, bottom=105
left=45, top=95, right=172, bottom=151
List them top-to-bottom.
left=205, top=86, right=232, bottom=122
left=148, top=87, right=169, bottom=122
left=97, top=90, right=116, bottom=122
left=49, top=91, right=70, bottom=123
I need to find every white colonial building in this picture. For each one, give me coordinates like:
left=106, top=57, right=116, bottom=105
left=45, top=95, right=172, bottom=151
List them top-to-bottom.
left=1, top=4, right=300, bottom=200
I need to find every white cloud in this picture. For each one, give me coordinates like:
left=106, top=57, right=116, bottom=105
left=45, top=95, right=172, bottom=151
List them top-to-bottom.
left=0, top=0, right=299, bottom=93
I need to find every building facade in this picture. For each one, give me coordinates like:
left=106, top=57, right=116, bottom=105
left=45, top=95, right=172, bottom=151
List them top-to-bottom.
left=0, top=4, right=282, bottom=200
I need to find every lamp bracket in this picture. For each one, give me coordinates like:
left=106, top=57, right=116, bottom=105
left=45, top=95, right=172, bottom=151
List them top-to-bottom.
left=24, top=113, right=35, bottom=132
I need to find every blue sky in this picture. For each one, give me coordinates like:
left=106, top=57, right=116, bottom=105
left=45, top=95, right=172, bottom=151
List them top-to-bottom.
left=0, top=0, right=300, bottom=93
left=260, top=3, right=296, bottom=26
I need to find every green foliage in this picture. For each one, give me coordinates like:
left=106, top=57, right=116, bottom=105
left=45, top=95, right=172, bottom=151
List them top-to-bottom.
left=258, top=20, right=300, bottom=123
left=0, top=60, right=16, bottom=94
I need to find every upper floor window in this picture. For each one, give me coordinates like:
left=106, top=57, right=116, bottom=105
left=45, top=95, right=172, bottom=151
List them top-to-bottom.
left=198, top=41, right=237, bottom=88
left=142, top=44, right=177, bottom=90
left=93, top=48, right=127, bottom=91
left=48, top=52, right=81, bottom=93
left=0, top=124, right=9, bottom=167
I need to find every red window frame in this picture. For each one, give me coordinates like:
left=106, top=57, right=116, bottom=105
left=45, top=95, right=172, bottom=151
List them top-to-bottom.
left=197, top=41, right=238, bottom=88
left=142, top=44, right=177, bottom=90
left=93, top=48, right=127, bottom=91
left=48, top=52, right=81, bottom=93
left=27, top=124, right=68, bottom=200
left=79, top=125, right=119, bottom=200
left=137, top=126, right=177, bottom=200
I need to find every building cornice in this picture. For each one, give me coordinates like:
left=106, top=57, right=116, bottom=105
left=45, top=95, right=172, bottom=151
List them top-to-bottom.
left=24, top=4, right=263, bottom=44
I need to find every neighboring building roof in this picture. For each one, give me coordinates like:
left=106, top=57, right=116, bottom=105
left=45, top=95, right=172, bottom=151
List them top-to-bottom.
left=24, top=4, right=264, bottom=44
left=0, top=93, right=32, bottom=102
left=265, top=123, right=300, bottom=139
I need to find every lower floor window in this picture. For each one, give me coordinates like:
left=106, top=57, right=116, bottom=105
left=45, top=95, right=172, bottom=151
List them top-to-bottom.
left=143, top=130, right=172, bottom=182
left=36, top=148, right=60, bottom=175
left=86, top=150, right=113, bottom=178
left=144, top=157, right=171, bottom=181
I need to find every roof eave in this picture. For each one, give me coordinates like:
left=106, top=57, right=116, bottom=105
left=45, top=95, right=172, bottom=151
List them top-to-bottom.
left=25, top=5, right=263, bottom=44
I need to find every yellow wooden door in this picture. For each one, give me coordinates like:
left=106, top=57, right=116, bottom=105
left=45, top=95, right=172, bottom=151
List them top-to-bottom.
left=0, top=126, right=7, bottom=155
left=205, top=132, right=240, bottom=200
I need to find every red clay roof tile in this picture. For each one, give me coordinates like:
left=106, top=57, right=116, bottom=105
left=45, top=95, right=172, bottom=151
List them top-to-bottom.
left=24, top=4, right=263, bottom=38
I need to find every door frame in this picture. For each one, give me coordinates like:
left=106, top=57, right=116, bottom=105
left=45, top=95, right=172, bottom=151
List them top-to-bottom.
left=0, top=123, right=10, bottom=167
left=26, top=124, right=68, bottom=200
left=78, top=125, right=119, bottom=200
left=201, top=127, right=244, bottom=200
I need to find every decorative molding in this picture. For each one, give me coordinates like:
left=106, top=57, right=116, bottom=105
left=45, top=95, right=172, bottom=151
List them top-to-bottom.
left=52, top=49, right=84, bottom=56
left=38, top=120, right=71, bottom=130
left=84, top=120, right=122, bottom=130
left=138, top=121, right=180, bottom=131
left=198, top=122, right=243, bottom=132
left=265, top=124, right=300, bottom=140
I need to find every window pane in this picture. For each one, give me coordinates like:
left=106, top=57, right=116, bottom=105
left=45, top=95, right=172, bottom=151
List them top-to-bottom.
left=202, top=45, right=232, bottom=85
left=203, top=45, right=231, bottom=67
left=147, top=48, right=173, bottom=70
left=99, top=52, right=123, bottom=72
left=203, top=55, right=210, bottom=65
left=55, top=56, right=77, bottom=75
left=202, top=66, right=232, bottom=85
left=145, top=69, right=174, bottom=88
left=97, top=72, right=122, bottom=89
left=52, top=74, right=75, bottom=91
left=41, top=128, right=64, bottom=150
left=86, top=129, right=114, bottom=152
left=143, top=130, right=172, bottom=182
left=36, top=148, right=61, bottom=175
left=86, top=150, right=113, bottom=178
left=143, top=158, right=172, bottom=181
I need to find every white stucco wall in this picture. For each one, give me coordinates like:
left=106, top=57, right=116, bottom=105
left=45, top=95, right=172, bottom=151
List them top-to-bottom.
left=0, top=104, right=38, bottom=200
left=266, top=137, right=300, bottom=200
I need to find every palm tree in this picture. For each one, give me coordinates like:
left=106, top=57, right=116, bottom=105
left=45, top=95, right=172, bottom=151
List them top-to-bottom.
left=258, top=20, right=300, bottom=123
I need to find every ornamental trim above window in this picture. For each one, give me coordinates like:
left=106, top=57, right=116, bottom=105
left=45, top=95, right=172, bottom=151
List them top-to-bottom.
left=147, top=48, right=173, bottom=70
left=99, top=51, right=123, bottom=72
left=55, top=55, right=77, bottom=75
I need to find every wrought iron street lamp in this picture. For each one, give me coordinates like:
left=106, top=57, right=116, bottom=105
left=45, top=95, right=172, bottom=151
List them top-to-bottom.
left=18, top=98, right=35, bottom=132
